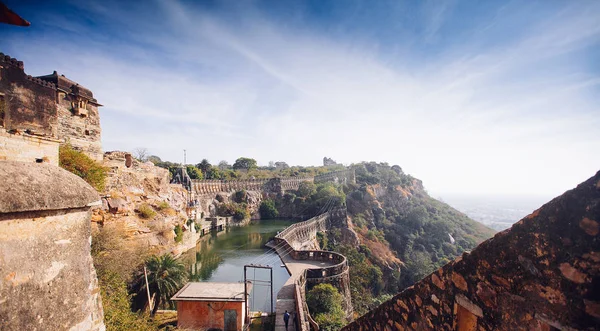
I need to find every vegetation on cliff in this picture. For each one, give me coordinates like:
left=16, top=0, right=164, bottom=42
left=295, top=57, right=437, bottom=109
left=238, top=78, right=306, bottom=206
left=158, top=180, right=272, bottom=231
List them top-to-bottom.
left=59, top=144, right=107, bottom=191
left=288, top=162, right=495, bottom=316
left=306, top=283, right=346, bottom=331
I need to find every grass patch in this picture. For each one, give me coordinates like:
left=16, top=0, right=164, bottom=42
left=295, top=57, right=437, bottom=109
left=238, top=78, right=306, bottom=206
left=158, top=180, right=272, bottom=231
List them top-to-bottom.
left=138, top=204, right=157, bottom=219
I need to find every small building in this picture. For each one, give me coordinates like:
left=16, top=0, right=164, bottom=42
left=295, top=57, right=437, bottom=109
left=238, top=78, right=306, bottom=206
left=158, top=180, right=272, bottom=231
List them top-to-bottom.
left=171, top=282, right=250, bottom=331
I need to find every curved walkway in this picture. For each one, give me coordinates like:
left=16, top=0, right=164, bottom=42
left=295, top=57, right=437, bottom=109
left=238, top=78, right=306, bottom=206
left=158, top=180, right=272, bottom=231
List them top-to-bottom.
left=265, top=242, right=335, bottom=331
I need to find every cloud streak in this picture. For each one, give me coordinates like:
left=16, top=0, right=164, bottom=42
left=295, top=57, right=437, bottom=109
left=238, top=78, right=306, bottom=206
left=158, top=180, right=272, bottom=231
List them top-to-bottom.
left=2, top=0, right=599, bottom=196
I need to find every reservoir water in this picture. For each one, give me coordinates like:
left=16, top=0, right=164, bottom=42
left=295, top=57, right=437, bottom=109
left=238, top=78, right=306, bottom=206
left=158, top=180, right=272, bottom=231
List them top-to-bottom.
left=179, top=220, right=293, bottom=313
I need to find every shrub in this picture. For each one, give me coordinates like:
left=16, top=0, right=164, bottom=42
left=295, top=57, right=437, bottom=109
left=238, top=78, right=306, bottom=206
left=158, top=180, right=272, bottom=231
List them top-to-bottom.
left=59, top=144, right=107, bottom=191
left=259, top=199, right=279, bottom=219
left=157, top=201, right=170, bottom=210
left=138, top=204, right=156, bottom=219
left=194, top=223, right=201, bottom=233
left=174, top=224, right=183, bottom=243
left=306, top=283, right=345, bottom=330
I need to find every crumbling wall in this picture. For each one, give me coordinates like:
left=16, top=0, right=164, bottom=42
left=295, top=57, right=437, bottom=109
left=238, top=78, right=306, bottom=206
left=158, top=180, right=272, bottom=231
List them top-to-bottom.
left=343, top=171, right=600, bottom=331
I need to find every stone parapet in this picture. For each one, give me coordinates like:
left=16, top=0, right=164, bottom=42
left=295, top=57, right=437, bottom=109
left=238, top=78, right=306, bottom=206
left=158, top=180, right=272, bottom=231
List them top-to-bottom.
left=0, top=130, right=60, bottom=165
left=0, top=162, right=105, bottom=331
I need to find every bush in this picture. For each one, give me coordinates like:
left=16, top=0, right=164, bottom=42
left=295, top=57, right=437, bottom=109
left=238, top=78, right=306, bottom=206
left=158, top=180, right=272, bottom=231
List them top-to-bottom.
left=59, top=144, right=107, bottom=191
left=259, top=199, right=279, bottom=219
left=157, top=201, right=170, bottom=210
left=138, top=204, right=156, bottom=219
left=174, top=224, right=183, bottom=243
left=306, top=283, right=345, bottom=331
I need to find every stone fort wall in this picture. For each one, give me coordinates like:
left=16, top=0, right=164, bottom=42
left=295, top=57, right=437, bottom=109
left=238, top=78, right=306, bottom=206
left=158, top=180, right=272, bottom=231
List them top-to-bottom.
left=0, top=53, right=102, bottom=163
left=0, top=162, right=105, bottom=331
left=343, top=171, right=600, bottom=331
left=192, top=176, right=314, bottom=195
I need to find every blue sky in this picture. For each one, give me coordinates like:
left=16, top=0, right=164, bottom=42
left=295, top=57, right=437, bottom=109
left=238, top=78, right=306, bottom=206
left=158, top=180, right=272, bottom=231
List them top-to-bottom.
left=2, top=0, right=599, bottom=196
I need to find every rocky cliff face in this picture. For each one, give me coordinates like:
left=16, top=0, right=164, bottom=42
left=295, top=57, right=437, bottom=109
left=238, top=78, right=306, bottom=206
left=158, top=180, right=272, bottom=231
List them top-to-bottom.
left=93, top=152, right=198, bottom=256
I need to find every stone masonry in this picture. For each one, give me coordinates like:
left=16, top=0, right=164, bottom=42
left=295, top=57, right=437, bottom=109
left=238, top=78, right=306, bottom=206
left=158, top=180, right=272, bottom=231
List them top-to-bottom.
left=0, top=53, right=102, bottom=163
left=0, top=162, right=105, bottom=331
left=343, top=170, right=600, bottom=331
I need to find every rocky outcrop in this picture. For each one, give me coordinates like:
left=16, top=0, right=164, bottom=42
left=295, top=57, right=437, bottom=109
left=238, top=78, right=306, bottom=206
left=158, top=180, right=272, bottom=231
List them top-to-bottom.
left=93, top=151, right=198, bottom=256
left=342, top=170, right=600, bottom=331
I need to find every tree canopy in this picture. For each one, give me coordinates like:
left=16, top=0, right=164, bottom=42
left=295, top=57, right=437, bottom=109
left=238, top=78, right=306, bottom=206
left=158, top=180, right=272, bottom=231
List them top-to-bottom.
left=233, top=157, right=257, bottom=170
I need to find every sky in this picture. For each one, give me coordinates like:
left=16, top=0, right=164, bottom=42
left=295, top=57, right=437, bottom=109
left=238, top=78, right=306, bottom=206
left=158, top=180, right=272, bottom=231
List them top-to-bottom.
left=1, top=0, right=599, bottom=197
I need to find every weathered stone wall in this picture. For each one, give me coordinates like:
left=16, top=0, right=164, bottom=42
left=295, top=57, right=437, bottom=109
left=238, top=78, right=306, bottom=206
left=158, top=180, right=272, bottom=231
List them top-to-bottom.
left=0, top=53, right=58, bottom=138
left=0, top=53, right=103, bottom=162
left=57, top=103, right=102, bottom=161
left=0, top=130, right=59, bottom=165
left=0, top=162, right=105, bottom=331
left=314, top=169, right=356, bottom=185
left=343, top=171, right=600, bottom=331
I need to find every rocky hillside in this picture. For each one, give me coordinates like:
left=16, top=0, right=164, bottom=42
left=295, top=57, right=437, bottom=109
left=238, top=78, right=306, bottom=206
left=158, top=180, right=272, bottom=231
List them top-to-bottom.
left=92, top=151, right=197, bottom=256
left=322, top=162, right=495, bottom=315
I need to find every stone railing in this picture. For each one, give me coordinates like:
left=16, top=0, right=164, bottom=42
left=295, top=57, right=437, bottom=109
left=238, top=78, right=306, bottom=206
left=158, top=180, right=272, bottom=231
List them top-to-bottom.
left=314, top=169, right=355, bottom=185
left=191, top=177, right=313, bottom=195
left=274, top=211, right=350, bottom=331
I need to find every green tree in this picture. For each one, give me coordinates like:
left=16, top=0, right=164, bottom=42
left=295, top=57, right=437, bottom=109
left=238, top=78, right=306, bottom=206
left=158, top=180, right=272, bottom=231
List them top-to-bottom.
left=233, top=157, right=257, bottom=171
left=196, top=159, right=212, bottom=174
left=186, top=165, right=203, bottom=179
left=297, top=181, right=316, bottom=198
left=259, top=199, right=279, bottom=219
left=135, top=254, right=187, bottom=316
left=306, top=283, right=345, bottom=331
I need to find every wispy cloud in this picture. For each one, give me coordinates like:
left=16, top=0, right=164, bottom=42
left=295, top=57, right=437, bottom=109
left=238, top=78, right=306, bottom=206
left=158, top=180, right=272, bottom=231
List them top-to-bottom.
left=2, top=0, right=599, bottom=195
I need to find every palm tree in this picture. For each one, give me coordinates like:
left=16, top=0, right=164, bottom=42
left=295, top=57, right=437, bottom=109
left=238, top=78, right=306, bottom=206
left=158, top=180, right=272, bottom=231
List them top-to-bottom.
left=135, top=254, right=187, bottom=316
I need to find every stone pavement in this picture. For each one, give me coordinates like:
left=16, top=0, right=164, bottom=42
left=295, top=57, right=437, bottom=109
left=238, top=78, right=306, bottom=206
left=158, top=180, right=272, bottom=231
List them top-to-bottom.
left=266, top=241, right=334, bottom=331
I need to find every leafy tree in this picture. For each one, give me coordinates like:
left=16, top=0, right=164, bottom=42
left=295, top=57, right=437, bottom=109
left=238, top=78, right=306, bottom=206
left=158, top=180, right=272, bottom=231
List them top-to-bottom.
left=59, top=145, right=107, bottom=191
left=147, top=155, right=162, bottom=164
left=233, top=157, right=257, bottom=171
left=196, top=159, right=211, bottom=174
left=218, top=160, right=231, bottom=170
left=274, top=161, right=289, bottom=169
left=186, top=165, right=203, bottom=179
left=297, top=182, right=316, bottom=198
left=259, top=199, right=279, bottom=219
left=134, top=254, right=187, bottom=316
left=306, top=283, right=345, bottom=331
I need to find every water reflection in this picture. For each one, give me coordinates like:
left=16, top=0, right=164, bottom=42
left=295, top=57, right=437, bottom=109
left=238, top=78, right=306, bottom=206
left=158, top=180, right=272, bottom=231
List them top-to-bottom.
left=179, top=220, right=293, bottom=312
